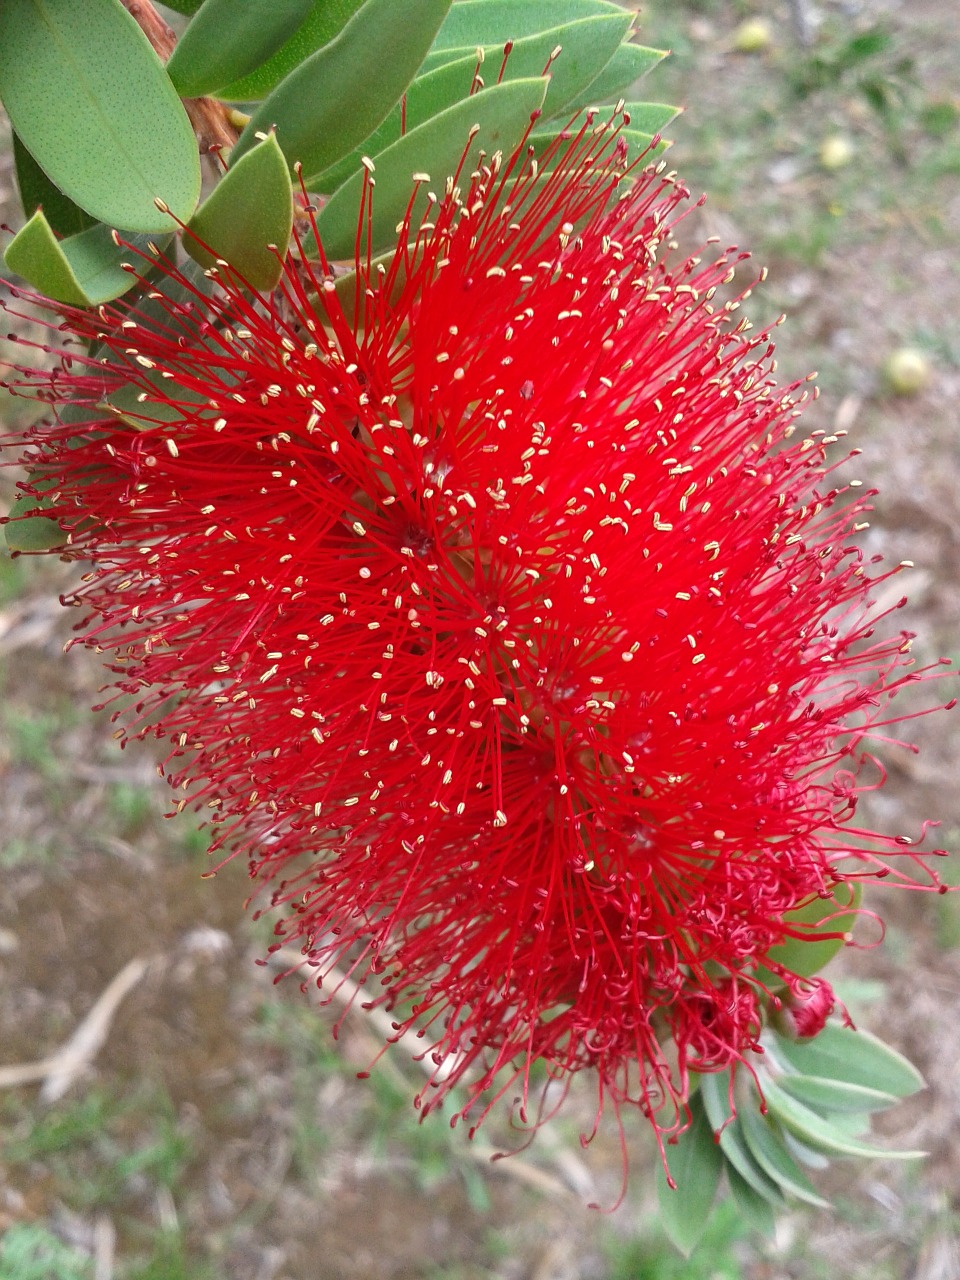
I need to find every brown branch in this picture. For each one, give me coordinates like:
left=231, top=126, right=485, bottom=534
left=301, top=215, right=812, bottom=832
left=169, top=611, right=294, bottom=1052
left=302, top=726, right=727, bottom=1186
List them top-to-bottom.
left=120, top=0, right=240, bottom=154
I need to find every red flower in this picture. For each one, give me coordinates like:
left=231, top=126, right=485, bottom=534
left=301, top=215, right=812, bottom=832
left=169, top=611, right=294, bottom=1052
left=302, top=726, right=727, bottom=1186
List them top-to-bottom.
left=2, top=112, right=950, bottom=1173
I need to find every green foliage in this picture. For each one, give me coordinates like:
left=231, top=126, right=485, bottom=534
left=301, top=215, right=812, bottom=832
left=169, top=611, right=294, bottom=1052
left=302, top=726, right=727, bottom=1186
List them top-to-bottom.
left=0, top=0, right=200, bottom=231
left=166, top=0, right=313, bottom=98
left=214, top=0, right=366, bottom=100
left=234, top=0, right=454, bottom=176
left=429, top=0, right=629, bottom=48
left=312, top=14, right=633, bottom=192
left=314, top=76, right=549, bottom=259
left=12, top=132, right=94, bottom=236
left=185, top=133, right=293, bottom=289
left=4, top=212, right=169, bottom=307
left=5, top=475, right=68, bottom=552
left=756, top=880, right=861, bottom=986
left=661, top=1019, right=927, bottom=1252
left=2, top=1085, right=193, bottom=1211
left=656, top=1092, right=723, bottom=1254
left=606, top=1200, right=748, bottom=1279
left=0, top=1224, right=93, bottom=1280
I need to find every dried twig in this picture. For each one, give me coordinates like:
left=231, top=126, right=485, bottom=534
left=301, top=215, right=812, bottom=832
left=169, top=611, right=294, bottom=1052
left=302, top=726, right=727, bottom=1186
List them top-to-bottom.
left=0, top=956, right=151, bottom=1100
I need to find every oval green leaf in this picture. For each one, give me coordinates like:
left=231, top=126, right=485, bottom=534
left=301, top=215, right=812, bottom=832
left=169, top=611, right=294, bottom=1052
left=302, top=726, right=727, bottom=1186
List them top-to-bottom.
left=0, top=0, right=200, bottom=232
left=166, top=0, right=313, bottom=98
left=214, top=0, right=364, bottom=101
left=233, top=0, right=453, bottom=176
left=311, top=13, right=632, bottom=192
left=314, top=75, right=549, bottom=261
left=13, top=131, right=94, bottom=236
left=184, top=133, right=293, bottom=289
left=4, top=210, right=171, bottom=306
left=770, top=1023, right=925, bottom=1098
left=656, top=1094, right=723, bottom=1257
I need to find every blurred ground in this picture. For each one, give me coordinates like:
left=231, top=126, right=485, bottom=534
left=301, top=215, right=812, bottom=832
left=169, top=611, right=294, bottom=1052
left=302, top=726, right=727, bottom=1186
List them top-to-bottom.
left=1, top=1, right=959, bottom=1277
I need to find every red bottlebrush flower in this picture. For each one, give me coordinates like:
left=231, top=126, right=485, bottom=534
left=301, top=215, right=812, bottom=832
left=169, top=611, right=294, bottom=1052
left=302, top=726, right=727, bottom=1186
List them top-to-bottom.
left=2, top=113, right=951, bottom=1175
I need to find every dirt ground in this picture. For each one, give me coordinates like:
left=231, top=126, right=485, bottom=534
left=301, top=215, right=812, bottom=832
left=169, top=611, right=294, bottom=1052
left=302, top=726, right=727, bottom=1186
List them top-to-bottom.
left=0, top=1, right=959, bottom=1277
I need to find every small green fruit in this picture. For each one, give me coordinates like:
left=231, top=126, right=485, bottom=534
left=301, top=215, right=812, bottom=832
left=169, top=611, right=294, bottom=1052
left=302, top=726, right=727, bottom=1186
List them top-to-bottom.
left=733, top=17, right=773, bottom=53
left=883, top=348, right=932, bottom=396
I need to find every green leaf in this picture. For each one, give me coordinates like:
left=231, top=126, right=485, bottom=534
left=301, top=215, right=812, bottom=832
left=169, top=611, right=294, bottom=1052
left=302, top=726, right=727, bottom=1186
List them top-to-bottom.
left=0, top=0, right=199, bottom=233
left=157, top=0, right=202, bottom=13
left=166, top=0, right=313, bottom=97
left=214, top=0, right=365, bottom=101
left=233, top=0, right=452, bottom=176
left=429, top=0, right=628, bottom=49
left=429, top=13, right=631, bottom=120
left=311, top=14, right=632, bottom=192
left=576, top=40, right=667, bottom=104
left=314, top=76, right=548, bottom=260
left=621, top=101, right=682, bottom=135
left=526, top=123, right=666, bottom=174
left=12, top=132, right=94, bottom=236
left=184, top=134, right=293, bottom=289
left=4, top=210, right=170, bottom=306
left=4, top=481, right=66, bottom=552
left=759, top=881, right=862, bottom=984
left=769, top=1023, right=926, bottom=1098
left=698, top=1072, right=786, bottom=1206
left=779, top=1074, right=899, bottom=1116
left=760, top=1075, right=925, bottom=1160
left=737, top=1090, right=831, bottom=1206
left=656, top=1094, right=723, bottom=1257
left=725, top=1166, right=777, bottom=1238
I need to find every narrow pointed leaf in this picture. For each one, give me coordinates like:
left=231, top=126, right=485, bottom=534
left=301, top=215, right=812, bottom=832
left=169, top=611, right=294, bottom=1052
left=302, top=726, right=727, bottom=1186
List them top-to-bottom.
left=0, top=0, right=200, bottom=232
left=156, top=0, right=202, bottom=12
left=167, top=0, right=313, bottom=97
left=215, top=0, right=365, bottom=101
left=234, top=0, right=453, bottom=176
left=429, top=0, right=627, bottom=49
left=311, top=15, right=632, bottom=193
left=578, top=40, right=667, bottom=104
left=314, top=76, right=549, bottom=261
left=621, top=101, right=682, bottom=135
left=12, top=132, right=94, bottom=236
left=185, top=134, right=293, bottom=290
left=4, top=211, right=169, bottom=306
left=770, top=1023, right=926, bottom=1098
left=698, top=1072, right=786, bottom=1206
left=779, top=1075, right=899, bottom=1116
left=761, top=1076, right=925, bottom=1160
left=737, top=1093, right=831, bottom=1206
left=656, top=1094, right=723, bottom=1256
left=782, top=1131, right=830, bottom=1170
left=726, top=1167, right=777, bottom=1238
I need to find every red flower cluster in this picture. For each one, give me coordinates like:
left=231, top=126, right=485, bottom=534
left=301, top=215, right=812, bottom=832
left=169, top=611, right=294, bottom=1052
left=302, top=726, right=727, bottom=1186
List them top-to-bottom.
left=3, top=113, right=949, bottom=1165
